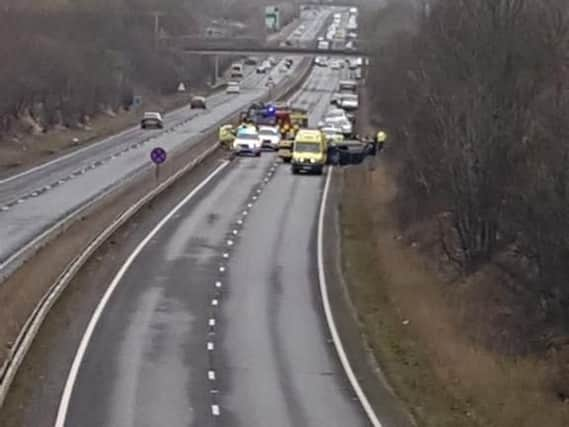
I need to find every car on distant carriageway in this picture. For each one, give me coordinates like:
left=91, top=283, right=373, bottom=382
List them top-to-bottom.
left=244, top=56, right=258, bottom=65
left=314, top=56, right=328, bottom=67
left=330, top=59, right=343, bottom=70
left=256, top=60, right=272, bottom=74
left=226, top=81, right=241, bottom=94
left=338, top=93, right=359, bottom=111
left=190, top=96, right=207, bottom=109
left=324, top=107, right=349, bottom=122
left=321, top=110, right=353, bottom=137
left=140, top=112, right=163, bottom=129
left=320, top=126, right=344, bottom=145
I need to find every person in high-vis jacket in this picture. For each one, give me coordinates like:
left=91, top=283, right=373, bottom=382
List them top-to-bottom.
left=376, top=130, right=388, bottom=151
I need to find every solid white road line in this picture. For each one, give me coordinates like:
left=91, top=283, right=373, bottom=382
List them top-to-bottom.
left=0, top=127, right=139, bottom=186
left=53, top=160, right=230, bottom=427
left=317, top=168, right=383, bottom=427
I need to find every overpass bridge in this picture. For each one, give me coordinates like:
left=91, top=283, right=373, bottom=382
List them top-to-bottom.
left=160, top=36, right=368, bottom=58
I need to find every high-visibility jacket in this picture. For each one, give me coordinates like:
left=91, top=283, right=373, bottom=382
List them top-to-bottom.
left=376, top=130, right=388, bottom=143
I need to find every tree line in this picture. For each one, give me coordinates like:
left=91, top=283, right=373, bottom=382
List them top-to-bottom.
left=0, top=0, right=299, bottom=138
left=367, top=0, right=569, bottom=332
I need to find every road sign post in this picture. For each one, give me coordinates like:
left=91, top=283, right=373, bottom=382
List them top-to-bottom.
left=265, top=6, right=280, bottom=32
left=266, top=77, right=276, bottom=99
left=150, top=147, right=167, bottom=184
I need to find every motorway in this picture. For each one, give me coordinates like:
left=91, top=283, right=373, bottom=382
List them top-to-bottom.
left=0, top=9, right=330, bottom=275
left=53, top=58, right=371, bottom=426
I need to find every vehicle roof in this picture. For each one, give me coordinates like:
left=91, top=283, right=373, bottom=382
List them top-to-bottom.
left=339, top=79, right=357, bottom=85
left=228, top=81, right=240, bottom=85
left=144, top=112, right=161, bottom=117
left=325, top=115, right=349, bottom=122
left=259, top=126, right=278, bottom=132
left=295, top=129, right=323, bottom=142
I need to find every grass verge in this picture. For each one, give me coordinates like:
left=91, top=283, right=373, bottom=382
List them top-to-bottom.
left=339, top=161, right=569, bottom=427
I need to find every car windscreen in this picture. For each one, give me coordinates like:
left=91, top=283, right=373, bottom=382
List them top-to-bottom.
left=339, top=82, right=356, bottom=92
left=257, top=116, right=277, bottom=126
left=326, top=117, right=350, bottom=126
left=323, top=130, right=340, bottom=137
left=237, top=132, right=258, bottom=140
left=295, top=142, right=321, bottom=153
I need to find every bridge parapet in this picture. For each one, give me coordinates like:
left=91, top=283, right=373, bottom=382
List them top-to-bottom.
left=160, top=36, right=370, bottom=57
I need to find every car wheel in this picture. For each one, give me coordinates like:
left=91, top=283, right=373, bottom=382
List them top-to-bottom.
left=141, top=124, right=146, bottom=129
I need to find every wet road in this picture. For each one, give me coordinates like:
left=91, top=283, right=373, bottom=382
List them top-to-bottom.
left=0, top=10, right=330, bottom=273
left=57, top=60, right=370, bottom=426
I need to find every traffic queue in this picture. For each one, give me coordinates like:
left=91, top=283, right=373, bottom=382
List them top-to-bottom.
left=217, top=78, right=386, bottom=175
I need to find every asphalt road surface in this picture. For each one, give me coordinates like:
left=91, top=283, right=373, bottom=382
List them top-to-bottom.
left=0, top=10, right=330, bottom=272
left=56, top=60, right=371, bottom=427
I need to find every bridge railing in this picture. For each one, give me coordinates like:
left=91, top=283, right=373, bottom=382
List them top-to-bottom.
left=160, top=36, right=371, bottom=55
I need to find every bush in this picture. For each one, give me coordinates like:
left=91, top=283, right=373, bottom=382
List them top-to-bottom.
left=368, top=0, right=569, bottom=329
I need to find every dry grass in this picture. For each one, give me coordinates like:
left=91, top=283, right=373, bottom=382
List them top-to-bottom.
left=340, top=159, right=569, bottom=427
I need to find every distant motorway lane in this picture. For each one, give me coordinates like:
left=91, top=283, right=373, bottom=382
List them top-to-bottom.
left=0, top=9, right=330, bottom=277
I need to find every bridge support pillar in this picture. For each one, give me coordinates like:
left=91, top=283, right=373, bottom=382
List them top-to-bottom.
left=211, top=55, right=220, bottom=86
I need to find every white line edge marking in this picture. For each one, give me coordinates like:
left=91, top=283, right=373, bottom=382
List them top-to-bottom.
left=53, top=160, right=229, bottom=427
left=317, top=168, right=383, bottom=427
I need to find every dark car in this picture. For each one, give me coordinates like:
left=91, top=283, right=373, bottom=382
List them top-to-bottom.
left=244, top=57, right=258, bottom=65
left=190, top=96, right=207, bottom=109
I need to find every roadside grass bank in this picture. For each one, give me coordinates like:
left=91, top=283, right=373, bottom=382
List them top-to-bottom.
left=339, top=161, right=569, bottom=427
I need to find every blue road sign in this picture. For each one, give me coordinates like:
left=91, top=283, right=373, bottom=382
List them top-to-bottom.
left=150, top=147, right=167, bottom=164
